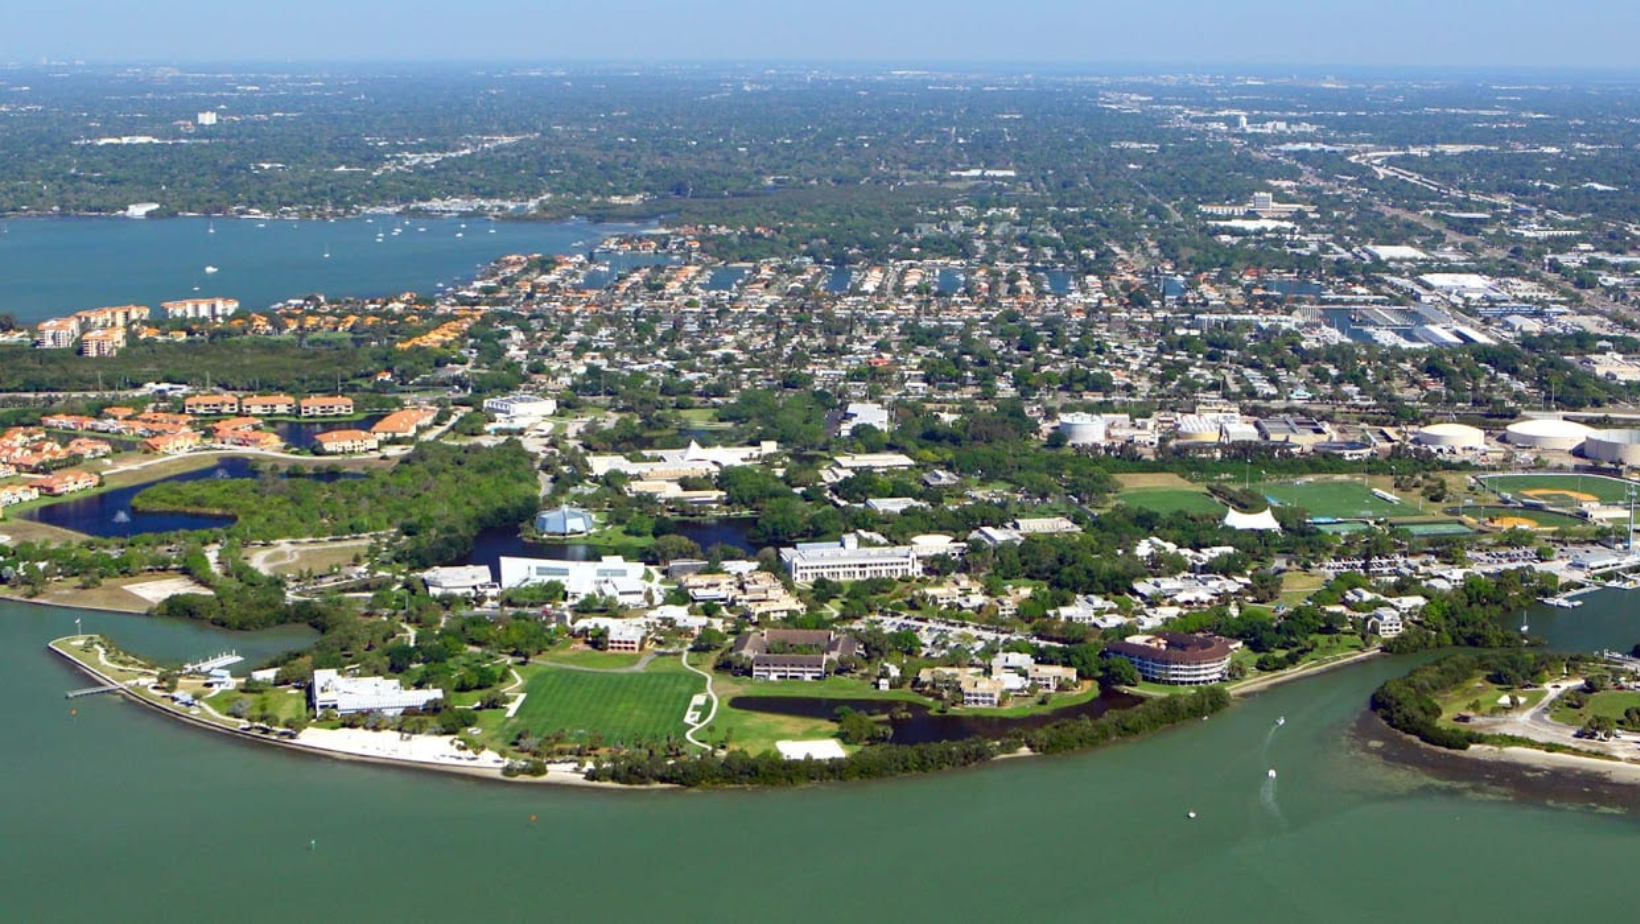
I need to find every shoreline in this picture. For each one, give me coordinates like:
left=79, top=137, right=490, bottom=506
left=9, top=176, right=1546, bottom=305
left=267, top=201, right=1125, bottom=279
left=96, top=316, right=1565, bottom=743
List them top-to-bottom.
left=45, top=636, right=661, bottom=791
left=1228, top=646, right=1384, bottom=697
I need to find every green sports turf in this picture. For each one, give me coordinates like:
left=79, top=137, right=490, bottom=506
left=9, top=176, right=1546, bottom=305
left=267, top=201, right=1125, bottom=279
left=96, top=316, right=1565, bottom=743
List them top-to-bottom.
left=504, top=666, right=702, bottom=747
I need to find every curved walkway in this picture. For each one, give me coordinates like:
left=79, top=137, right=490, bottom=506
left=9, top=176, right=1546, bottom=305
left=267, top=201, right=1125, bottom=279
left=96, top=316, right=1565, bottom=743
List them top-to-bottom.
left=678, top=650, right=720, bottom=754
left=530, top=651, right=659, bottom=674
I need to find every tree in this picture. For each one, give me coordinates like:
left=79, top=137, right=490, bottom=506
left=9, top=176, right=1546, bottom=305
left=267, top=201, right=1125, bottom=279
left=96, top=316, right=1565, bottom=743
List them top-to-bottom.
left=1097, top=656, right=1139, bottom=688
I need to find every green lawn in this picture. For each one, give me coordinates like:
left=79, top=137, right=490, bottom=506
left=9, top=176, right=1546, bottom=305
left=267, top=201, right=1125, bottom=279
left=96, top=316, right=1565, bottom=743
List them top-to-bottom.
left=1478, top=473, right=1638, bottom=506
left=1258, top=479, right=1405, bottom=520
left=1116, top=487, right=1226, bottom=516
left=537, top=648, right=648, bottom=671
left=502, top=660, right=702, bottom=748
left=1434, top=677, right=1545, bottom=723
left=205, top=687, right=309, bottom=725
left=1550, top=690, right=1640, bottom=727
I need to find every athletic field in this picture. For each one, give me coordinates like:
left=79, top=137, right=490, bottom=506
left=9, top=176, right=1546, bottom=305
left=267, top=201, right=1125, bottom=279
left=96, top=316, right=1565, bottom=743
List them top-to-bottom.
left=1477, top=473, right=1637, bottom=506
left=1258, top=479, right=1405, bottom=520
left=1116, top=487, right=1226, bottom=516
left=504, top=662, right=701, bottom=747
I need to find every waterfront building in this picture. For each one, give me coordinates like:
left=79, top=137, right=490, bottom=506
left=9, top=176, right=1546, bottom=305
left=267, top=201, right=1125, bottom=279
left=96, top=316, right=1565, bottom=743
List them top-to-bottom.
left=161, top=297, right=239, bottom=322
left=241, top=394, right=296, bottom=416
left=298, top=396, right=355, bottom=418
left=370, top=407, right=437, bottom=440
left=313, top=429, right=379, bottom=455
left=141, top=430, right=203, bottom=454
left=34, top=469, right=100, bottom=496
left=534, top=505, right=594, bottom=536
left=498, top=555, right=651, bottom=607
left=419, top=565, right=497, bottom=598
left=731, top=629, right=859, bottom=681
left=1106, top=632, right=1236, bottom=685
left=310, top=669, right=444, bottom=717
left=960, top=675, right=1006, bottom=707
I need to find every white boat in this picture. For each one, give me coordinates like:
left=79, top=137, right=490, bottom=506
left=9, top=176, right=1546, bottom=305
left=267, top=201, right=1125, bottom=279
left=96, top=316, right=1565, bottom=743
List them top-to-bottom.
left=203, top=265, right=219, bottom=274
left=1267, top=768, right=1277, bottom=779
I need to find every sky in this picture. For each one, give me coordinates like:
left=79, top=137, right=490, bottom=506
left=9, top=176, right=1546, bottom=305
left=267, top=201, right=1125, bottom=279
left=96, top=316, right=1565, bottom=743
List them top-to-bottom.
left=5, top=0, right=1639, bottom=71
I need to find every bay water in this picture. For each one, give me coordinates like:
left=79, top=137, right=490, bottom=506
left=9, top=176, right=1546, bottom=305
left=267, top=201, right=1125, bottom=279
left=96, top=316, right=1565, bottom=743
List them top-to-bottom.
left=4, top=591, right=1638, bottom=922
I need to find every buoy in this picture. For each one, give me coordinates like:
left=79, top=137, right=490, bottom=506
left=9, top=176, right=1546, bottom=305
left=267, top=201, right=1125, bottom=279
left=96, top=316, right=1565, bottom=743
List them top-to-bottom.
left=70, top=709, right=77, bottom=716
left=529, top=814, right=537, bottom=823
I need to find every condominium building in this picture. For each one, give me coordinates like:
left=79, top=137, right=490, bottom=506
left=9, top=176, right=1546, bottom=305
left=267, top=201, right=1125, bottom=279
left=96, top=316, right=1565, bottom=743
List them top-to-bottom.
left=161, top=297, right=240, bottom=322
left=35, top=318, right=80, bottom=350
left=79, top=327, right=127, bottom=358
left=241, top=395, right=296, bottom=416
left=299, top=396, right=355, bottom=418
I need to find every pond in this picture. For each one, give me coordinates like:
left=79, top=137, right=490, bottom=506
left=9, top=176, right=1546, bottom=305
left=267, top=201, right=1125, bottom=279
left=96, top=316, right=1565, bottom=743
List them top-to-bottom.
left=267, top=415, right=385, bottom=450
left=21, top=457, right=361, bottom=537
left=461, top=517, right=758, bottom=573
left=728, top=688, right=1143, bottom=746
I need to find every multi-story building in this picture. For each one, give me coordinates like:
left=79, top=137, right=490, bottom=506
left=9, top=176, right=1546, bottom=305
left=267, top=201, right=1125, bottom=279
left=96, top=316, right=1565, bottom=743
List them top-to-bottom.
left=161, top=297, right=240, bottom=322
left=74, top=304, right=149, bottom=330
left=35, top=318, right=81, bottom=349
left=79, top=327, right=127, bottom=357
left=183, top=394, right=241, bottom=416
left=241, top=394, right=296, bottom=417
left=299, top=396, right=355, bottom=418
left=313, top=429, right=380, bottom=455
left=35, top=469, right=100, bottom=496
left=780, top=538, right=920, bottom=584
left=731, top=629, right=859, bottom=681
left=1106, top=633, right=1235, bottom=685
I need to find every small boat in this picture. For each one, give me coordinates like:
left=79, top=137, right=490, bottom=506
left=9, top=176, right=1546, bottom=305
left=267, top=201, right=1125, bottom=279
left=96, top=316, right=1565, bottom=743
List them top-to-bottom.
left=203, top=265, right=219, bottom=274
left=1277, top=716, right=1286, bottom=726
left=1267, top=768, right=1278, bottom=779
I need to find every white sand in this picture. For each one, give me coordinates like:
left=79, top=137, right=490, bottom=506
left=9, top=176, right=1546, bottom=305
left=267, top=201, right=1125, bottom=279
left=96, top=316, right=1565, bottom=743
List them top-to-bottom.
left=123, top=576, right=215, bottom=604
left=295, top=727, right=509, bottom=770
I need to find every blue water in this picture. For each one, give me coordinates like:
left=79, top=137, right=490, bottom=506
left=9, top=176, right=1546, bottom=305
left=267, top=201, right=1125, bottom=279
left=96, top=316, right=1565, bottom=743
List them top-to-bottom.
left=0, top=217, right=652, bottom=321
left=703, top=266, right=748, bottom=292
left=824, top=266, right=853, bottom=292
left=935, top=268, right=965, bottom=294
left=268, top=415, right=385, bottom=450
left=21, top=457, right=361, bottom=537
left=462, top=519, right=755, bottom=573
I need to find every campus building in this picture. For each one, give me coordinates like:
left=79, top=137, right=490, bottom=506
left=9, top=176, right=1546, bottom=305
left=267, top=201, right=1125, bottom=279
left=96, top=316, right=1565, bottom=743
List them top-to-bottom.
left=779, top=538, right=920, bottom=583
left=731, top=629, right=859, bottom=681
left=1105, top=632, right=1236, bottom=685
left=310, top=669, right=444, bottom=717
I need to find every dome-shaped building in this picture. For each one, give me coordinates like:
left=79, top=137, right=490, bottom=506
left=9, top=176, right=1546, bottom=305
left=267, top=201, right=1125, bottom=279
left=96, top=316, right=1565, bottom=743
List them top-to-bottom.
left=534, top=505, right=595, bottom=536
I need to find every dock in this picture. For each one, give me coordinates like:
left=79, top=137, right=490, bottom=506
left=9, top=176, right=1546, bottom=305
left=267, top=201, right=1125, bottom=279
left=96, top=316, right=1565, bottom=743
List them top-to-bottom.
left=183, top=651, right=243, bottom=674
left=65, top=684, right=122, bottom=699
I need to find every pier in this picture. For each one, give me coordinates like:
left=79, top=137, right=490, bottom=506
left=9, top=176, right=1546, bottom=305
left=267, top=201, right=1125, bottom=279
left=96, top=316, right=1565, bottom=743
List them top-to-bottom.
left=183, top=651, right=243, bottom=674
left=65, top=684, right=122, bottom=699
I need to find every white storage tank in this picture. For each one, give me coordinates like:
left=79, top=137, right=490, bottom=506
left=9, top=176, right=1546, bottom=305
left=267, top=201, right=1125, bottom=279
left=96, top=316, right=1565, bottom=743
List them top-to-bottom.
left=1057, top=413, right=1106, bottom=446
left=1504, top=418, right=1592, bottom=452
left=1414, top=422, right=1485, bottom=451
left=1585, top=429, right=1640, bottom=466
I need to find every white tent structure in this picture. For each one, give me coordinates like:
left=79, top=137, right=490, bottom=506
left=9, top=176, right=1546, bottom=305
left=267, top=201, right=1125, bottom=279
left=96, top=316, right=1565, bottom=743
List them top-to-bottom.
left=1222, top=508, right=1281, bottom=532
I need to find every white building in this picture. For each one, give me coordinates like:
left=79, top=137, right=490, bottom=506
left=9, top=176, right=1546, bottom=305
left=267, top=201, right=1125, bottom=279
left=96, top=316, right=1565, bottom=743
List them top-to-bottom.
left=482, top=394, right=557, bottom=423
left=840, top=402, right=891, bottom=436
left=780, top=538, right=920, bottom=583
left=498, top=555, right=653, bottom=607
left=419, top=565, right=497, bottom=597
left=310, top=669, right=444, bottom=716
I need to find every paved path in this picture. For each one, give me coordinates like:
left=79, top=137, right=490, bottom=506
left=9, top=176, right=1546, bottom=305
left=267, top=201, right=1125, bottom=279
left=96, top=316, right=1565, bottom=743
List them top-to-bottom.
left=678, top=650, right=720, bottom=753
left=529, top=651, right=659, bottom=674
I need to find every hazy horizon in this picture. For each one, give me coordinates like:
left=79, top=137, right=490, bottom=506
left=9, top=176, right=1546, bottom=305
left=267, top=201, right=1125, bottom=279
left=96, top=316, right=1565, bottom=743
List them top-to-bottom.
left=4, top=1, right=1636, bottom=72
